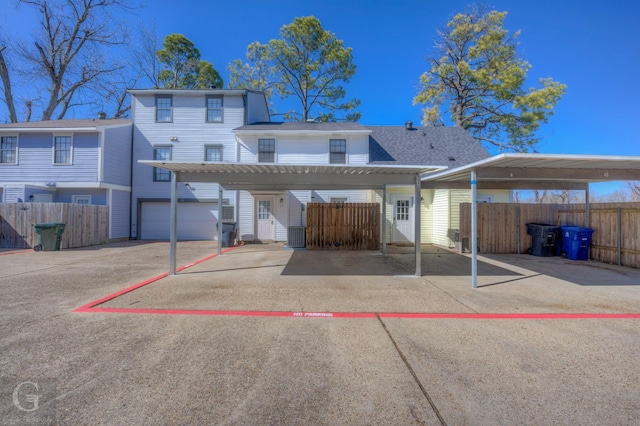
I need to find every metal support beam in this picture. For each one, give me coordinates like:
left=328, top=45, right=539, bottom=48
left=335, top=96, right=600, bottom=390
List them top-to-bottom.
left=471, top=169, right=478, bottom=288
left=169, top=171, right=178, bottom=276
left=415, top=175, right=421, bottom=277
left=585, top=184, right=591, bottom=228
left=382, top=185, right=387, bottom=256
left=217, top=188, right=223, bottom=257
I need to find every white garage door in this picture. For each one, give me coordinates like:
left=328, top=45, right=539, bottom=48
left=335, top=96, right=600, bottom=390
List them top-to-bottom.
left=140, top=202, right=218, bottom=240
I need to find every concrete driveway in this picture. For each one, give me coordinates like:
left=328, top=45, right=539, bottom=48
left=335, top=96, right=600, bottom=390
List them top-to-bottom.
left=1, top=241, right=639, bottom=425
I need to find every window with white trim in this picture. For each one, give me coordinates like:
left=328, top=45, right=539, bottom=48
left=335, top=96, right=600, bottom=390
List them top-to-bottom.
left=155, top=95, right=172, bottom=122
left=206, top=95, right=223, bottom=122
left=54, top=135, right=72, bottom=164
left=0, top=136, right=17, bottom=164
left=258, top=139, right=275, bottom=163
left=330, top=139, right=346, bottom=164
left=205, top=145, right=222, bottom=161
left=153, top=146, right=172, bottom=181
left=72, top=195, right=92, bottom=204
left=330, top=197, right=348, bottom=203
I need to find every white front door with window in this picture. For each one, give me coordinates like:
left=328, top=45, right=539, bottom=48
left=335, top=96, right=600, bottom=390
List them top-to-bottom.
left=392, top=196, right=414, bottom=243
left=256, top=197, right=275, bottom=240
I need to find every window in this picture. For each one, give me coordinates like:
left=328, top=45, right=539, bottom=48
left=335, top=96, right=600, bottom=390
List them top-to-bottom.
left=155, top=95, right=172, bottom=122
left=206, top=95, right=223, bottom=122
left=0, top=136, right=17, bottom=164
left=54, top=136, right=72, bottom=164
left=258, top=139, right=275, bottom=163
left=330, top=139, right=346, bottom=164
left=205, top=145, right=222, bottom=162
left=153, top=146, right=172, bottom=181
left=72, top=195, right=92, bottom=204
left=330, top=197, right=348, bottom=203
left=396, top=200, right=410, bottom=221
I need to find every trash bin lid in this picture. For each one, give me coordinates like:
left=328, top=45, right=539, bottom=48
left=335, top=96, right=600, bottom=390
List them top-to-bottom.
left=33, top=222, right=60, bottom=229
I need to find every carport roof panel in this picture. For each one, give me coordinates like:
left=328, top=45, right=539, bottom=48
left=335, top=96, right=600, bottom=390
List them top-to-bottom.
left=421, top=153, right=640, bottom=189
left=141, top=161, right=444, bottom=190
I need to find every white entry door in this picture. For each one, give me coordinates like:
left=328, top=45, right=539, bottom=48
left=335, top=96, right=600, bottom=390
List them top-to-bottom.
left=392, top=196, right=414, bottom=243
left=256, top=197, right=275, bottom=240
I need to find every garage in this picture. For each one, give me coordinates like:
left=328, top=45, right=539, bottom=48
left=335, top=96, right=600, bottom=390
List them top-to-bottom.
left=140, top=201, right=218, bottom=240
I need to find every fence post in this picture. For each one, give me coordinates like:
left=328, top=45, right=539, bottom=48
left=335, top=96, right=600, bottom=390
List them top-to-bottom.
left=618, top=207, right=622, bottom=266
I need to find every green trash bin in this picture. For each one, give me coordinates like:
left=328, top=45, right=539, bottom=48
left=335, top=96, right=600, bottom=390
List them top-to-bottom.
left=32, top=222, right=66, bottom=251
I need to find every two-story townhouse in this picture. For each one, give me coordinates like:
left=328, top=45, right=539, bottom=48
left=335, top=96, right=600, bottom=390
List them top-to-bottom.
left=129, top=89, right=270, bottom=240
left=0, top=118, right=133, bottom=240
left=230, top=120, right=511, bottom=246
left=232, top=122, right=372, bottom=242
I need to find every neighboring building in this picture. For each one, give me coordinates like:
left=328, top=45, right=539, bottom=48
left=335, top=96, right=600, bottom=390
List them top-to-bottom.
left=129, top=89, right=270, bottom=240
left=0, top=118, right=133, bottom=240
left=367, top=124, right=510, bottom=247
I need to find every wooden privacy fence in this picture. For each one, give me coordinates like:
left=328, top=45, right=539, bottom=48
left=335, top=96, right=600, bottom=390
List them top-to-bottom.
left=306, top=202, right=380, bottom=250
left=459, top=202, right=640, bottom=269
left=0, top=203, right=109, bottom=249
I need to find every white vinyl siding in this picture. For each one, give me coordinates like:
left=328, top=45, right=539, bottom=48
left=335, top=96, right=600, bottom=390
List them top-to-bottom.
left=432, top=190, right=450, bottom=247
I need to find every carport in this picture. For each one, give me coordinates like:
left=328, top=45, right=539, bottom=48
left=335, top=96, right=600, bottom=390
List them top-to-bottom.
left=421, top=153, right=640, bottom=288
left=140, top=161, right=442, bottom=276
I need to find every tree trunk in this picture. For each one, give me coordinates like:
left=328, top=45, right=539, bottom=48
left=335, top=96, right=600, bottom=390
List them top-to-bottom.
left=0, top=47, right=18, bottom=123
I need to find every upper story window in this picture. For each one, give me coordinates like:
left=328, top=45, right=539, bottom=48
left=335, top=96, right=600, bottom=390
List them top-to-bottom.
left=155, top=95, right=173, bottom=122
left=206, top=95, right=223, bottom=122
left=54, top=135, right=72, bottom=165
left=0, top=136, right=17, bottom=164
left=258, top=139, right=275, bottom=163
left=330, top=139, right=346, bottom=164
left=205, top=145, right=222, bottom=162
left=153, top=146, right=172, bottom=181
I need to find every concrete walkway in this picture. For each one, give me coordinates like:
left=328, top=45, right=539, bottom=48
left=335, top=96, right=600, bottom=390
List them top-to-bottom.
left=1, top=241, right=639, bottom=425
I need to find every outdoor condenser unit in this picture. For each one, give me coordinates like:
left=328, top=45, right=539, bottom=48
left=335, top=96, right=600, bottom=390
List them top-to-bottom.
left=287, top=226, right=306, bottom=248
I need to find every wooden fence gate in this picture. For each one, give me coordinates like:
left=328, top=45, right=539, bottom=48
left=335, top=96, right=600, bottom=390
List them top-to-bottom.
left=306, top=202, right=380, bottom=250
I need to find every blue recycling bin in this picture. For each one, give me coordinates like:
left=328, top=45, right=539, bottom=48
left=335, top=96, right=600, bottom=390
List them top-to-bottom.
left=560, top=226, right=594, bottom=261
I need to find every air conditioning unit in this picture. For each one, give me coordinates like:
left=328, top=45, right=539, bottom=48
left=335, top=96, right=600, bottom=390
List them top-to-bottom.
left=287, top=226, right=306, bottom=248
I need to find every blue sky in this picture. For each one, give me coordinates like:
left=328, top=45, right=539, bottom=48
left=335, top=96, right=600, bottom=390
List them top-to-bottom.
left=2, top=0, right=640, bottom=192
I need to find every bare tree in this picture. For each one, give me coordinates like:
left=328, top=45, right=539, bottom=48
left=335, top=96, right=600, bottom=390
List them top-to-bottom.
left=0, top=0, right=130, bottom=122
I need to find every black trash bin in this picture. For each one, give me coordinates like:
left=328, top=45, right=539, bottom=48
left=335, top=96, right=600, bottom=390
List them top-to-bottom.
left=216, top=221, right=237, bottom=247
left=32, top=222, right=66, bottom=251
left=526, top=223, right=560, bottom=257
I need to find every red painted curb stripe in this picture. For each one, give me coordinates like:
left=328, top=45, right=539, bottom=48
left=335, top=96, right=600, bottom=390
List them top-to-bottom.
left=73, top=246, right=237, bottom=312
left=0, top=249, right=33, bottom=256
left=76, top=307, right=640, bottom=320
left=78, top=307, right=378, bottom=318
left=377, top=312, right=640, bottom=319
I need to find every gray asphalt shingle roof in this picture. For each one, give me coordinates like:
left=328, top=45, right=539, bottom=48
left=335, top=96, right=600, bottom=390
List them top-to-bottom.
left=0, top=118, right=131, bottom=129
left=234, top=122, right=368, bottom=131
left=367, top=125, right=490, bottom=167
